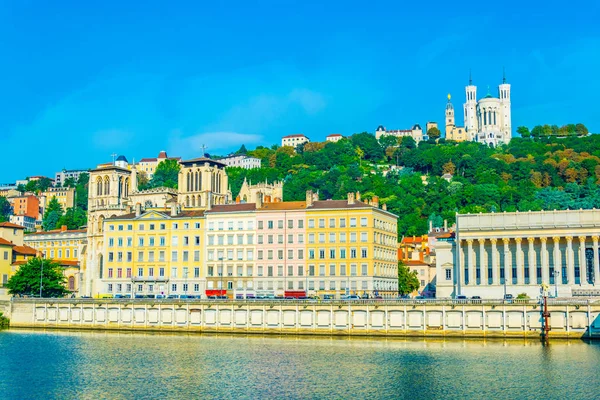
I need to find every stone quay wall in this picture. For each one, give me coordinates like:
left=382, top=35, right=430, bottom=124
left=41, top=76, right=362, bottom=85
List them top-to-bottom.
left=6, top=299, right=600, bottom=339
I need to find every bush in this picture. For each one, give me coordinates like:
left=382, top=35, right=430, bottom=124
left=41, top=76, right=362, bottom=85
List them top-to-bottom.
left=516, top=293, right=530, bottom=300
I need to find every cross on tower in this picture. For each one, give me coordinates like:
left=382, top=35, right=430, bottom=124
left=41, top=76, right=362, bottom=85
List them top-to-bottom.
left=200, top=144, right=208, bottom=157
left=111, top=153, right=118, bottom=165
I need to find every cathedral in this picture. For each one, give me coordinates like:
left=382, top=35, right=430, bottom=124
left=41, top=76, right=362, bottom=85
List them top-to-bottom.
left=445, top=72, right=512, bottom=146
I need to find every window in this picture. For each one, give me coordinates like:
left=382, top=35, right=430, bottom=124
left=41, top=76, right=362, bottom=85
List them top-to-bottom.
left=360, top=217, right=368, bottom=227
left=340, top=218, right=346, bottom=228
left=350, top=218, right=356, bottom=227
left=308, top=219, right=315, bottom=228
left=318, top=219, right=325, bottom=228
left=278, top=220, right=283, bottom=229
left=288, top=220, right=293, bottom=229
left=298, top=220, right=304, bottom=228
left=228, top=221, right=234, bottom=231
left=258, top=221, right=263, bottom=229
left=268, top=221, right=274, bottom=229
left=195, top=222, right=200, bottom=229
left=208, top=222, right=215, bottom=231
left=218, top=222, right=224, bottom=230
left=160, top=223, right=166, bottom=230
left=139, top=224, right=145, bottom=231
left=149, top=224, right=155, bottom=231
left=361, top=232, right=368, bottom=242
left=319, top=233, right=325, bottom=243
left=329, top=233, right=335, bottom=243
left=340, top=233, right=346, bottom=243
left=350, top=233, right=357, bottom=242
left=247, top=234, right=254, bottom=245
left=288, top=234, right=293, bottom=244
left=298, top=234, right=304, bottom=244
left=308, top=234, right=315, bottom=244
left=237, top=235, right=243, bottom=245
left=268, top=235, right=274, bottom=244
left=278, top=235, right=283, bottom=244
left=172, top=236, right=179, bottom=246
left=183, top=236, right=189, bottom=245
left=208, top=236, right=215, bottom=245
left=218, top=236, right=224, bottom=245
left=127, top=237, right=133, bottom=247
left=149, top=237, right=155, bottom=246
left=108, top=238, right=114, bottom=247
left=138, top=238, right=144, bottom=246
left=350, top=248, right=357, bottom=258
left=361, top=248, right=367, bottom=258
left=298, top=249, right=304, bottom=260
left=309, top=249, right=315, bottom=259
left=319, top=249, right=325, bottom=259
left=329, top=249, right=336, bottom=259
left=237, top=250, right=243, bottom=260
left=268, top=250, right=273, bottom=260
left=278, top=250, right=284, bottom=260
left=137, top=251, right=143, bottom=262
left=159, top=251, right=165, bottom=262
left=172, top=251, right=178, bottom=262
left=183, top=251, right=189, bottom=262
left=194, top=251, right=200, bottom=262
left=108, top=252, right=114, bottom=262
left=127, top=252, right=132, bottom=262
left=329, top=264, right=336, bottom=276
left=340, top=264, right=347, bottom=276
left=351, top=264, right=357, bottom=276
left=361, top=264, right=367, bottom=276
left=309, top=265, right=315, bottom=276
left=319, top=265, right=325, bottom=276
left=268, top=266, right=274, bottom=277
left=278, top=266, right=283, bottom=277
left=298, top=266, right=304, bottom=276
left=138, top=267, right=143, bottom=277
left=148, top=267, right=154, bottom=277
left=194, top=267, right=200, bottom=278
left=108, top=268, right=113, bottom=278
left=127, top=268, right=132, bottom=278
left=159, top=268, right=165, bottom=277
left=172, top=268, right=178, bottom=278
left=446, top=269, right=452, bottom=280
left=108, top=284, right=113, bottom=292
left=172, top=284, right=177, bottom=292
left=194, top=284, right=200, bottom=292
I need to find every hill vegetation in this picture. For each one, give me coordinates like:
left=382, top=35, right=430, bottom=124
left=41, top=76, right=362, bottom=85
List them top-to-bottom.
left=226, top=130, right=600, bottom=236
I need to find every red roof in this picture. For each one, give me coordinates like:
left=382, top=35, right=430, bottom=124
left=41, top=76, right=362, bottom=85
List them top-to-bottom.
left=282, top=134, right=307, bottom=139
left=327, top=134, right=343, bottom=137
left=0, top=222, right=25, bottom=229
left=26, top=228, right=86, bottom=236
left=402, top=237, right=425, bottom=244
left=0, top=238, right=15, bottom=246
left=12, top=245, right=37, bottom=255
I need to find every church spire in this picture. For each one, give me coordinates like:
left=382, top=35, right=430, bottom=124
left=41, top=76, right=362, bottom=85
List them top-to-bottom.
left=502, top=67, right=506, bottom=84
left=469, top=69, right=473, bottom=86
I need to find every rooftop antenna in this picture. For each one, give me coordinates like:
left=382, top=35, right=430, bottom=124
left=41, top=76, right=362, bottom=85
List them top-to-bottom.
left=469, top=69, right=472, bottom=85
left=111, top=153, right=117, bottom=165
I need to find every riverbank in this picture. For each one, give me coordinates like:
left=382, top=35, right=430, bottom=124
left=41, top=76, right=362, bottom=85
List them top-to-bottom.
left=6, top=298, right=600, bottom=339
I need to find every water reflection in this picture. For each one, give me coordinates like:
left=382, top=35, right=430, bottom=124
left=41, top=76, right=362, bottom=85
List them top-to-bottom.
left=1, top=330, right=598, bottom=400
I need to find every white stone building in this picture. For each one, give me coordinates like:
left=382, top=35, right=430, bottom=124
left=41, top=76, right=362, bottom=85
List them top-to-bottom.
left=446, top=72, right=512, bottom=146
left=375, top=125, right=424, bottom=144
left=282, top=134, right=310, bottom=148
left=326, top=134, right=343, bottom=142
left=218, top=154, right=261, bottom=169
left=54, top=169, right=89, bottom=187
left=436, top=210, right=600, bottom=299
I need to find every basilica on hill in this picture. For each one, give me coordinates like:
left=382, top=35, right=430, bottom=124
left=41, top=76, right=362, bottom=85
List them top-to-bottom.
left=445, top=72, right=512, bottom=146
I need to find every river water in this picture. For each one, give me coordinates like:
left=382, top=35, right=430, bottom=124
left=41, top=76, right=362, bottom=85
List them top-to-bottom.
left=0, top=330, right=598, bottom=400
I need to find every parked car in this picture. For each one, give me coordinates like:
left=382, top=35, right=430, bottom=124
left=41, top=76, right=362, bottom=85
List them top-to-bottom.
left=323, top=294, right=335, bottom=300
left=341, top=295, right=361, bottom=300
left=471, top=295, right=482, bottom=304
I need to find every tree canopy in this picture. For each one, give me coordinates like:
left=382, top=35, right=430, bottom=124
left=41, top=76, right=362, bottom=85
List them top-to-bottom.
left=143, top=159, right=180, bottom=189
left=0, top=197, right=11, bottom=223
left=42, top=197, right=63, bottom=231
left=6, top=257, right=69, bottom=298
left=397, top=262, right=420, bottom=295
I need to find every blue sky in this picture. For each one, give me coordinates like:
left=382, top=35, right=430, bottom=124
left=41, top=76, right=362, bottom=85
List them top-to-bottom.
left=1, top=0, right=599, bottom=183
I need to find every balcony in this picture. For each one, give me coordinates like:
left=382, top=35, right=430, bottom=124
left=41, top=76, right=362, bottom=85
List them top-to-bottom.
left=132, top=276, right=170, bottom=282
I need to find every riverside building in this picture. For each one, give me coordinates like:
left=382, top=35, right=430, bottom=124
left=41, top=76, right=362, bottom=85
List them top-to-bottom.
left=97, top=191, right=398, bottom=299
left=436, top=209, right=600, bottom=299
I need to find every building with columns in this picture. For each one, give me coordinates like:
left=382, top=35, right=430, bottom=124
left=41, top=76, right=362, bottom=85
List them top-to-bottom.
left=436, top=210, right=600, bottom=299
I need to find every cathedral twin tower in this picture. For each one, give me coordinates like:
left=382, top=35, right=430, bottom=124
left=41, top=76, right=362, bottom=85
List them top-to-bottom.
left=445, top=72, right=512, bottom=146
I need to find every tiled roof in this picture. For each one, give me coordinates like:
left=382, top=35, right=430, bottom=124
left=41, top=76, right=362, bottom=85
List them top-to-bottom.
left=282, top=134, right=307, bottom=139
left=327, top=134, right=343, bottom=137
left=180, top=157, right=226, bottom=167
left=139, top=158, right=157, bottom=162
left=309, top=200, right=372, bottom=210
left=258, top=201, right=307, bottom=211
left=207, top=204, right=256, bottom=213
left=0, top=222, right=25, bottom=229
left=26, top=229, right=86, bottom=236
left=402, top=237, right=425, bottom=244
left=0, top=238, right=15, bottom=246
left=12, top=245, right=37, bottom=255
left=53, top=259, right=80, bottom=267
left=405, top=260, right=431, bottom=267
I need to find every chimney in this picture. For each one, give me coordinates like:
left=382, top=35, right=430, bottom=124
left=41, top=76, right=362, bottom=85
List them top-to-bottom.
left=306, top=190, right=313, bottom=207
left=313, top=191, right=319, bottom=201
left=356, top=191, right=361, bottom=201
left=256, top=192, right=263, bottom=209
left=347, top=192, right=355, bottom=205
left=207, top=193, right=212, bottom=211
left=265, top=195, right=271, bottom=203
left=236, top=196, right=240, bottom=204
left=372, top=196, right=379, bottom=208
left=135, top=203, right=141, bottom=217
left=382, top=203, right=387, bottom=211
left=170, top=204, right=177, bottom=217
left=126, top=205, right=132, bottom=214
left=444, top=219, right=448, bottom=231
left=61, top=225, right=67, bottom=232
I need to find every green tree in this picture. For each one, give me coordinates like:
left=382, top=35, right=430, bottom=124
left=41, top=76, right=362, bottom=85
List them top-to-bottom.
left=576, top=123, right=589, bottom=136
left=517, top=126, right=530, bottom=138
left=427, top=127, right=441, bottom=141
left=235, top=144, right=248, bottom=155
left=149, top=159, right=180, bottom=189
left=75, top=172, right=89, bottom=211
left=36, top=177, right=52, bottom=192
left=63, top=177, right=77, bottom=188
left=24, top=180, right=37, bottom=193
left=0, top=196, right=12, bottom=222
left=42, top=197, right=63, bottom=231
left=56, top=207, right=87, bottom=230
left=6, top=257, right=69, bottom=298
left=397, top=262, right=420, bottom=295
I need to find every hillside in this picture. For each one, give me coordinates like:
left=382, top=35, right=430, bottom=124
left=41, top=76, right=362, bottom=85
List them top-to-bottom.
left=225, top=133, right=600, bottom=236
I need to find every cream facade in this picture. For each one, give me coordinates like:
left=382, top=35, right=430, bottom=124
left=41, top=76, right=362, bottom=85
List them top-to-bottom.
left=375, top=125, right=424, bottom=144
left=281, top=134, right=310, bottom=148
left=219, top=155, right=261, bottom=169
left=236, top=178, right=283, bottom=204
left=436, top=210, right=600, bottom=299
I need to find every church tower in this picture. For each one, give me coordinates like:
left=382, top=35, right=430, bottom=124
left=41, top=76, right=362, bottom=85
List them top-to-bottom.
left=498, top=69, right=512, bottom=142
left=464, top=70, right=478, bottom=140
left=445, top=94, right=455, bottom=138
left=178, top=157, right=230, bottom=209
left=86, top=161, right=133, bottom=296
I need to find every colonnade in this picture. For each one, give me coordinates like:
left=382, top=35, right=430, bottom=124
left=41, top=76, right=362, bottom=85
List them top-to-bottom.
left=459, top=235, right=600, bottom=287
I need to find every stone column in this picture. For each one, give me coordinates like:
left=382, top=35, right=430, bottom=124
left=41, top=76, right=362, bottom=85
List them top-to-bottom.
left=553, top=236, right=562, bottom=283
left=566, top=236, right=575, bottom=284
left=579, top=236, right=587, bottom=285
left=593, top=236, right=600, bottom=286
left=528, top=237, right=536, bottom=285
left=540, top=237, right=549, bottom=284
left=479, top=238, right=487, bottom=285
left=490, top=238, right=499, bottom=285
left=503, top=238, right=511, bottom=284
left=515, top=238, right=524, bottom=285
left=467, top=239, right=474, bottom=286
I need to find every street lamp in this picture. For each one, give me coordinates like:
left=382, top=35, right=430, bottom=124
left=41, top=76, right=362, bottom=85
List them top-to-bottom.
left=552, top=269, right=560, bottom=298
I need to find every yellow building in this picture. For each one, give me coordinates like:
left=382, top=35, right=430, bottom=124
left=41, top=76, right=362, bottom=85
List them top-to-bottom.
left=138, top=150, right=181, bottom=179
left=40, top=187, right=75, bottom=211
left=305, top=192, right=398, bottom=297
left=102, top=206, right=206, bottom=298
left=0, top=222, right=37, bottom=297
left=24, top=226, right=87, bottom=293
left=0, top=237, right=14, bottom=289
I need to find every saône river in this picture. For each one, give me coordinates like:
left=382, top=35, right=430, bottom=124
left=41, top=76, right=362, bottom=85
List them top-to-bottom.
left=1, top=330, right=599, bottom=399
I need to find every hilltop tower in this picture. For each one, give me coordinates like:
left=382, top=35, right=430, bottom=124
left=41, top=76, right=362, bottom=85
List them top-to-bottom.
left=498, top=69, right=512, bottom=140
left=464, top=70, right=478, bottom=140
left=445, top=94, right=455, bottom=137
left=178, top=157, right=230, bottom=208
